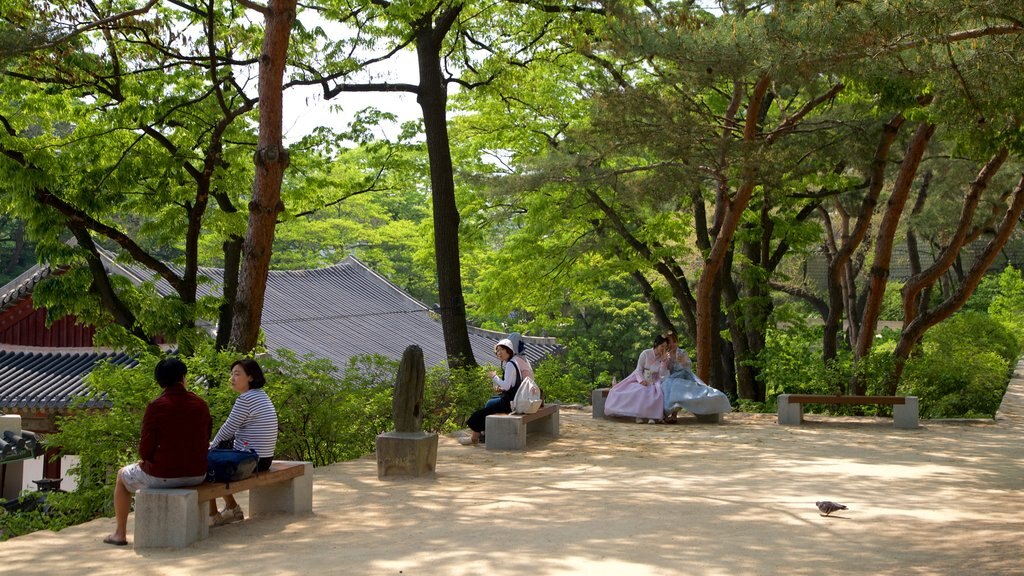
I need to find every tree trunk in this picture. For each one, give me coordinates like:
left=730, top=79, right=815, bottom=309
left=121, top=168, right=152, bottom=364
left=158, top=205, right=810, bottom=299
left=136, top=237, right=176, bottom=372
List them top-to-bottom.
left=230, top=0, right=296, bottom=353
left=415, top=12, right=476, bottom=368
left=695, top=75, right=771, bottom=386
left=822, top=112, right=906, bottom=364
left=853, top=122, right=936, bottom=369
left=902, top=149, right=1008, bottom=324
left=216, top=235, right=243, bottom=350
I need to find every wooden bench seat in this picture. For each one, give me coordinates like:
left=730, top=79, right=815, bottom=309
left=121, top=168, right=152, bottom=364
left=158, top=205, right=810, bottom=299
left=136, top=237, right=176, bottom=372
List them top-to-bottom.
left=777, top=394, right=919, bottom=429
left=485, top=404, right=559, bottom=450
left=134, top=460, right=313, bottom=549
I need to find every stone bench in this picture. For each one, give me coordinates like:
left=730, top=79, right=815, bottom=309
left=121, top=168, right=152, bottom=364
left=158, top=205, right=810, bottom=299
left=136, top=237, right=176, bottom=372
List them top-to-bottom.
left=591, top=387, right=723, bottom=423
left=777, top=394, right=919, bottom=429
left=485, top=405, right=559, bottom=450
left=134, top=460, right=313, bottom=549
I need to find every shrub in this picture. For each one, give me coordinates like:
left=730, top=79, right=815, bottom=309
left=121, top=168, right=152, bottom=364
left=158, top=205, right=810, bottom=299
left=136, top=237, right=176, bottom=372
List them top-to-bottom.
left=988, top=266, right=1024, bottom=347
left=899, top=312, right=1015, bottom=418
left=533, top=337, right=612, bottom=404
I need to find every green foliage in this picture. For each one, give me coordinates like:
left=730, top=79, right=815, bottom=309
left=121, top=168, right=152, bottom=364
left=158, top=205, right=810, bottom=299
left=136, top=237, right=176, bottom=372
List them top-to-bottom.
left=987, top=266, right=1024, bottom=346
left=962, top=272, right=1001, bottom=313
left=879, top=281, right=904, bottom=321
left=900, top=313, right=1017, bottom=419
left=757, top=318, right=1013, bottom=419
left=757, top=325, right=833, bottom=402
left=533, top=340, right=613, bottom=404
left=264, top=351, right=396, bottom=466
left=423, top=365, right=493, bottom=434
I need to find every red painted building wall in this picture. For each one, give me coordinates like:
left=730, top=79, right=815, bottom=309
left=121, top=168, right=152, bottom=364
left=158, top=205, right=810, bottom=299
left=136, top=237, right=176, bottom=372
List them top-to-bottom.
left=0, top=297, right=95, bottom=347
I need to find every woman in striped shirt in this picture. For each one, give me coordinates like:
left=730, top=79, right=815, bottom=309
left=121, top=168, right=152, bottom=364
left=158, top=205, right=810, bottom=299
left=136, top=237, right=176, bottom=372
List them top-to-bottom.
left=208, top=358, right=278, bottom=527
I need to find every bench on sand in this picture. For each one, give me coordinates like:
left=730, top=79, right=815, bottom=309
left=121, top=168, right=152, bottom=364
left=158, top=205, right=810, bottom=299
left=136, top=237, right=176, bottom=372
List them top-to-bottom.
left=590, top=387, right=724, bottom=423
left=777, top=394, right=919, bottom=429
left=485, top=404, right=559, bottom=450
left=134, top=460, right=313, bottom=549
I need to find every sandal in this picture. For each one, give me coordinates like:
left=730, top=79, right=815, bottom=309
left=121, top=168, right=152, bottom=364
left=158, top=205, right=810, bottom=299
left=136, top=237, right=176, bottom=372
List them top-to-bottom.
left=103, top=535, right=128, bottom=546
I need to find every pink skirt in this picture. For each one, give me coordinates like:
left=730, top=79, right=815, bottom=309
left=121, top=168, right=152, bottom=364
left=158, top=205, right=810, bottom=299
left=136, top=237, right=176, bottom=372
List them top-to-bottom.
left=604, top=369, right=665, bottom=420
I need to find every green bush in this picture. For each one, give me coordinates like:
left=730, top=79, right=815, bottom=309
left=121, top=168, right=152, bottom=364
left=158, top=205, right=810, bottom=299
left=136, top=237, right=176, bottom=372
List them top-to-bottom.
left=988, top=266, right=1024, bottom=347
left=899, top=312, right=1016, bottom=418
left=757, top=325, right=833, bottom=402
left=533, top=337, right=612, bottom=404
left=423, top=364, right=491, bottom=433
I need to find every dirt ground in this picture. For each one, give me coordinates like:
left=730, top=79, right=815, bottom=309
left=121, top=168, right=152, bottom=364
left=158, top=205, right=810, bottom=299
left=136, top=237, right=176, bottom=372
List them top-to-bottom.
left=2, top=365, right=1023, bottom=576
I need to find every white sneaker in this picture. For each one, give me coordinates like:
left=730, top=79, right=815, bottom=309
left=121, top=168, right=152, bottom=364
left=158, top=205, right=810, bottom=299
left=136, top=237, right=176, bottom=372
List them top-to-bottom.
left=636, top=417, right=645, bottom=424
left=647, top=419, right=658, bottom=424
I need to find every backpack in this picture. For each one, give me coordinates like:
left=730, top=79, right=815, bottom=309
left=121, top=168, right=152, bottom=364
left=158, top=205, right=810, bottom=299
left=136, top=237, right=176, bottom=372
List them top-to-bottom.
left=510, top=364, right=543, bottom=415
left=206, top=447, right=259, bottom=484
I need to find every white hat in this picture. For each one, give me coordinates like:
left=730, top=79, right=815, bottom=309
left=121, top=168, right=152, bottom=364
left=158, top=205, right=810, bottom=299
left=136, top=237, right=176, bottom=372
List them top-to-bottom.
left=494, top=339, right=515, bottom=354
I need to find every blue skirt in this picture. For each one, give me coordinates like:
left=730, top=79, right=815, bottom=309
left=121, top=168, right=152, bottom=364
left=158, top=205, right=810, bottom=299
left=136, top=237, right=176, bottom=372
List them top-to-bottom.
left=661, top=369, right=732, bottom=415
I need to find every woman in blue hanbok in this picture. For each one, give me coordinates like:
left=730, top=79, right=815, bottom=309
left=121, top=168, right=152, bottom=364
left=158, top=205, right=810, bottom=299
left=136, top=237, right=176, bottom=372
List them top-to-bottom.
left=661, top=333, right=732, bottom=422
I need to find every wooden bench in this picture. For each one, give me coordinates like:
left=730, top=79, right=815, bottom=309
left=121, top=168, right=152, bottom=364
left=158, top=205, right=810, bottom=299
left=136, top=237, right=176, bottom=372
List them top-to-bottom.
left=591, top=387, right=724, bottom=423
left=777, top=394, right=919, bottom=429
left=485, top=404, right=560, bottom=450
left=133, top=460, right=313, bottom=549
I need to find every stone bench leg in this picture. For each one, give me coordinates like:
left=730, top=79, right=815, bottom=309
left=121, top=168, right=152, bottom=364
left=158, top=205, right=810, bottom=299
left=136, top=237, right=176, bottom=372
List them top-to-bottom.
left=592, top=388, right=609, bottom=419
left=777, top=394, right=803, bottom=425
left=893, top=397, right=919, bottom=429
left=527, top=408, right=559, bottom=437
left=695, top=413, right=723, bottom=423
left=486, top=417, right=526, bottom=450
left=250, top=461, right=314, bottom=517
left=134, top=488, right=207, bottom=549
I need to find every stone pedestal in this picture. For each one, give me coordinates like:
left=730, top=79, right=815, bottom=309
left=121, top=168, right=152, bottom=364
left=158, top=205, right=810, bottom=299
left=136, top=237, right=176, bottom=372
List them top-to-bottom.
left=592, top=388, right=609, bottom=419
left=375, top=432, right=438, bottom=479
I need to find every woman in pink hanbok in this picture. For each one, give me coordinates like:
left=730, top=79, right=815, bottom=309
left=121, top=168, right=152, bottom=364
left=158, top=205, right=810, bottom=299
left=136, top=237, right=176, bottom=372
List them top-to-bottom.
left=604, top=334, right=669, bottom=423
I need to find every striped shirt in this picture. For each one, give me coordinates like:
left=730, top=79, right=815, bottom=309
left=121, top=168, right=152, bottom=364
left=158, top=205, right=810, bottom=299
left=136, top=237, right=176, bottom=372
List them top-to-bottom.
left=211, top=388, right=278, bottom=458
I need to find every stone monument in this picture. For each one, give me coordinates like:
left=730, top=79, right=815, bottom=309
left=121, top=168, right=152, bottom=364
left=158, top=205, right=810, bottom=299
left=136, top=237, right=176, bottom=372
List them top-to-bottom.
left=375, top=345, right=438, bottom=479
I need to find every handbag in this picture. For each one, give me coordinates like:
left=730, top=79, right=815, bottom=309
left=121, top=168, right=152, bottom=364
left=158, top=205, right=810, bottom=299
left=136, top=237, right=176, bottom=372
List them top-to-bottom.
left=206, top=447, right=259, bottom=484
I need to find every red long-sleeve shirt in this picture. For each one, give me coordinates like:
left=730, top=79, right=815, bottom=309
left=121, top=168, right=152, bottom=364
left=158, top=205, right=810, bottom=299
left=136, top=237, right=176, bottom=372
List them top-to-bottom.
left=139, top=384, right=212, bottom=479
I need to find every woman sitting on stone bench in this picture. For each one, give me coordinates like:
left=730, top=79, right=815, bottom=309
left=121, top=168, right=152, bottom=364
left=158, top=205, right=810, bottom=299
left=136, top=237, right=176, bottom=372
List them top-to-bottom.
left=660, top=332, right=731, bottom=423
left=604, top=334, right=669, bottom=424
left=460, top=339, right=534, bottom=445
left=208, top=359, right=278, bottom=527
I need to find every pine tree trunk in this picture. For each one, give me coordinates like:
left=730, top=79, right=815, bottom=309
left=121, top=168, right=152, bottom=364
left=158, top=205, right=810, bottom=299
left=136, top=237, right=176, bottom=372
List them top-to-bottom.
left=230, top=0, right=296, bottom=353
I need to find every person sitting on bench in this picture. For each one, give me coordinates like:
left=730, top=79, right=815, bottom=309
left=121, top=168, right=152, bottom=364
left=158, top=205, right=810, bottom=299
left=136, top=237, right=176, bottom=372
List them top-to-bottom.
left=461, top=339, right=534, bottom=445
left=104, top=358, right=211, bottom=547
left=208, top=359, right=278, bottom=527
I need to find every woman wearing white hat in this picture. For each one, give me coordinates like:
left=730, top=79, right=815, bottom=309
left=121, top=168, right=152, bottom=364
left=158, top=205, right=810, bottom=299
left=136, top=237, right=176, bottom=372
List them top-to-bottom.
left=461, top=338, right=534, bottom=445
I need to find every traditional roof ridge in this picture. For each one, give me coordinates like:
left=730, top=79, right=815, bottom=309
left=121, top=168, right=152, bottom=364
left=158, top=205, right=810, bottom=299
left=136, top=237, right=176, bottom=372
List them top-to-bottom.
left=0, top=264, right=53, bottom=311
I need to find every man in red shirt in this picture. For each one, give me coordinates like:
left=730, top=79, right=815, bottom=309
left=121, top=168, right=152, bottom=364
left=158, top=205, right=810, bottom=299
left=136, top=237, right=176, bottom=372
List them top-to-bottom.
left=104, top=357, right=212, bottom=546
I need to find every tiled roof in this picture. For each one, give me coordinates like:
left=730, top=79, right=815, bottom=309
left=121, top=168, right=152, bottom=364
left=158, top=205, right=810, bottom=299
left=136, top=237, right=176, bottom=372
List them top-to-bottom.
left=0, top=256, right=561, bottom=411
left=251, top=259, right=560, bottom=369
left=0, top=266, right=53, bottom=312
left=0, top=347, right=137, bottom=411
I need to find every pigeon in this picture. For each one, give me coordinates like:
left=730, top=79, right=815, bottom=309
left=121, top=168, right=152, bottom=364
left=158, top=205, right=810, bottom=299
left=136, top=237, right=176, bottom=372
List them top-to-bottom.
left=816, top=501, right=848, bottom=516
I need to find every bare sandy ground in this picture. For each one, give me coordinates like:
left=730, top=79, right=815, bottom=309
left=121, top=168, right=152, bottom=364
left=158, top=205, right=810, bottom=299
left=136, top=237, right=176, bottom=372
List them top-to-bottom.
left=3, top=366, right=1024, bottom=576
